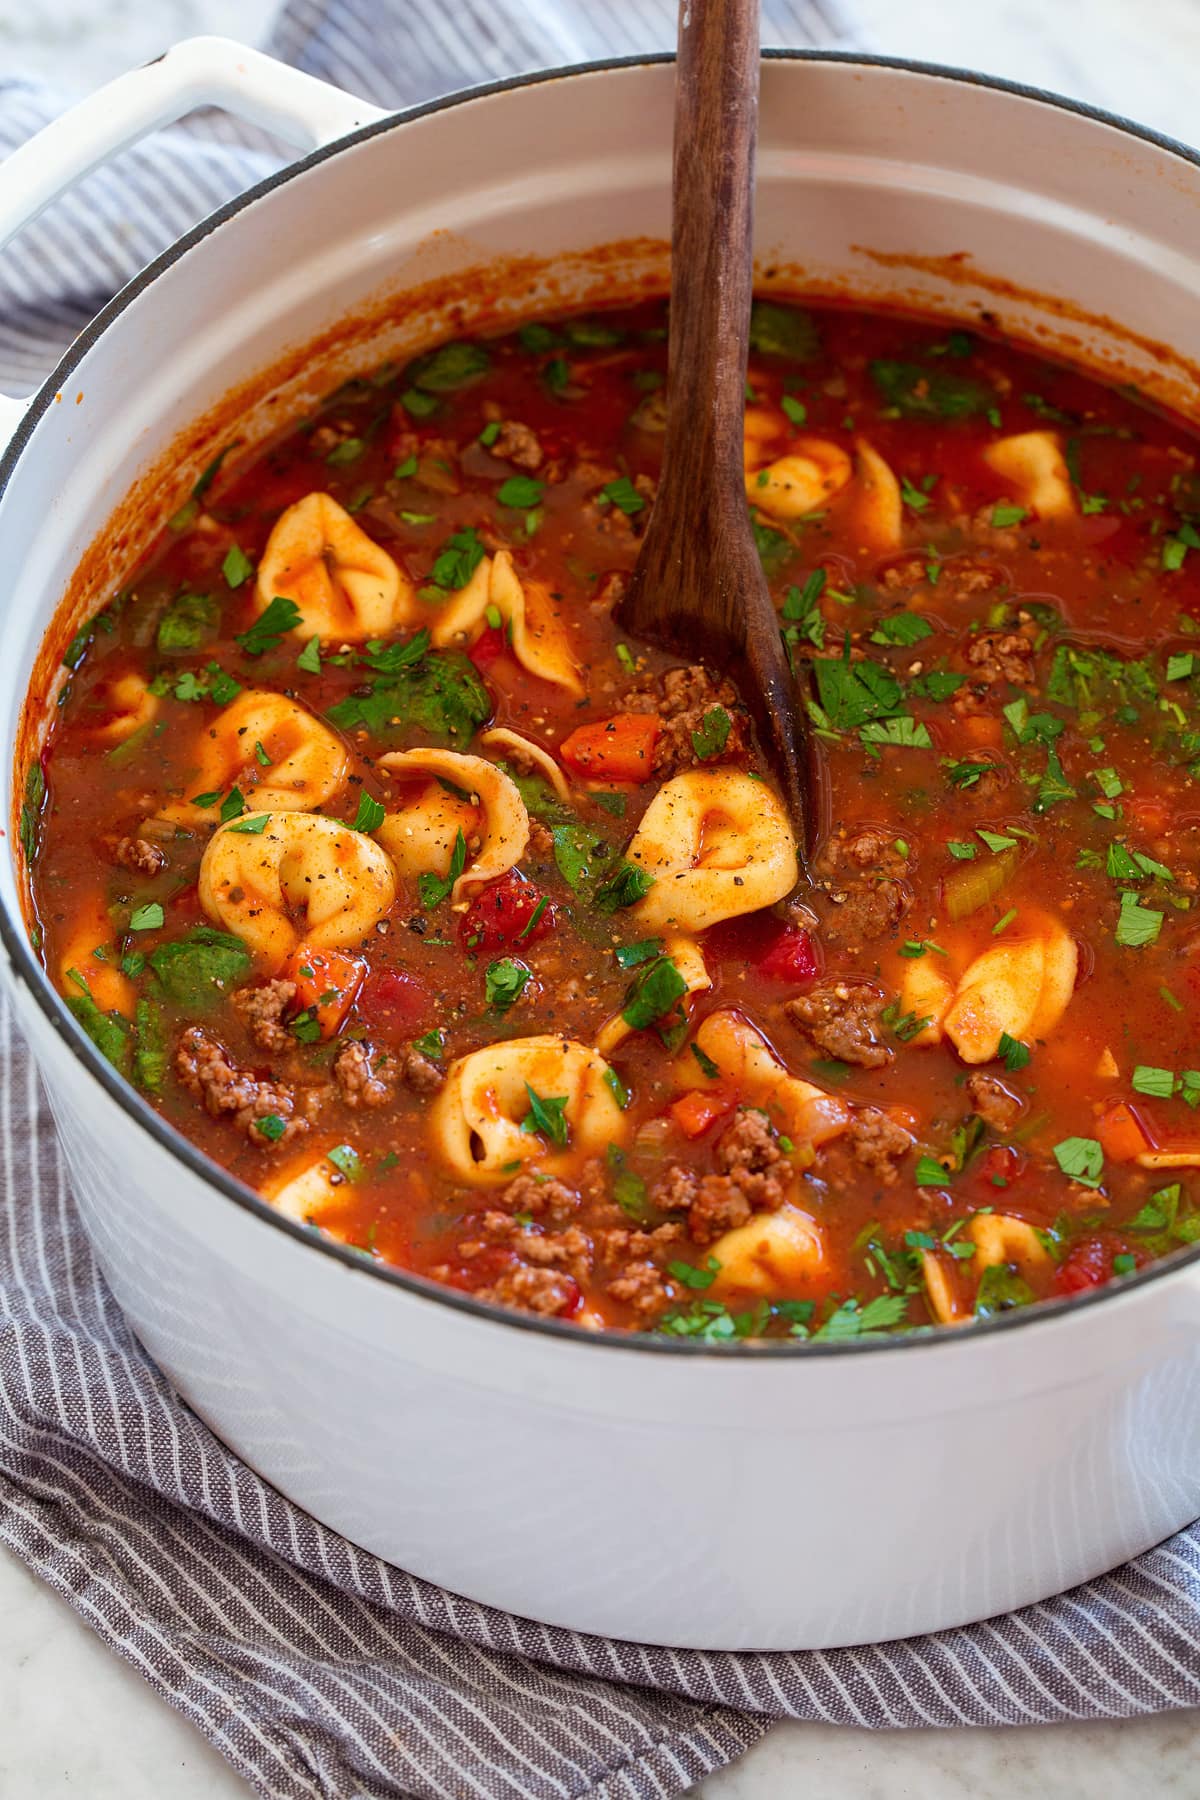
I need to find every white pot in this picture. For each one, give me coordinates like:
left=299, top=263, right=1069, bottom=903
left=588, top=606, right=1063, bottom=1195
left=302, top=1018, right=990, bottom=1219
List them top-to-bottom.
left=2, top=41, right=1200, bottom=1652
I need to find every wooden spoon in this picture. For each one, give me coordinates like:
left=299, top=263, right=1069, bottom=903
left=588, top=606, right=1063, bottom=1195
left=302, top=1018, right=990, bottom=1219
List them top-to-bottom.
left=616, top=0, right=811, bottom=847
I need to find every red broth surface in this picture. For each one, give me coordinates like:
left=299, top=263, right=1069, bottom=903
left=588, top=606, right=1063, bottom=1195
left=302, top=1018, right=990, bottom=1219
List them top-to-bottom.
left=25, top=299, right=1200, bottom=1342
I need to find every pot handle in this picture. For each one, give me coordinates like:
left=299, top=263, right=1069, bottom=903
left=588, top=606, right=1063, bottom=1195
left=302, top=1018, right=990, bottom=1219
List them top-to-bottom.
left=0, top=36, right=386, bottom=456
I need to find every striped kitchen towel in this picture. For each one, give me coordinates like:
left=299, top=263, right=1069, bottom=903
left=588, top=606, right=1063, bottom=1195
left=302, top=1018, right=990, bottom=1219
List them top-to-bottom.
left=3, top=4, right=1200, bottom=1798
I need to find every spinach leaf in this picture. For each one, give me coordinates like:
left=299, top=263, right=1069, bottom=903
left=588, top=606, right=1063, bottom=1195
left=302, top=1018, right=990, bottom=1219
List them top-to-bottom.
left=748, top=300, right=819, bottom=361
left=404, top=341, right=490, bottom=393
left=870, top=359, right=994, bottom=419
left=750, top=512, right=794, bottom=576
left=157, top=590, right=218, bottom=654
left=1046, top=643, right=1159, bottom=710
left=326, top=650, right=491, bottom=744
left=814, top=652, right=903, bottom=731
left=552, top=822, right=611, bottom=892
left=595, top=861, right=655, bottom=914
left=148, top=926, right=252, bottom=1010
left=621, top=955, right=687, bottom=1031
left=65, top=980, right=132, bottom=1074
left=133, top=997, right=168, bottom=1092
left=974, top=1263, right=1035, bottom=1319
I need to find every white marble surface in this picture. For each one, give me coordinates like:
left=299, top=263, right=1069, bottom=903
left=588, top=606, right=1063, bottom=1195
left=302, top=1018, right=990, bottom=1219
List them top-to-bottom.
left=4, top=0, right=1200, bottom=1794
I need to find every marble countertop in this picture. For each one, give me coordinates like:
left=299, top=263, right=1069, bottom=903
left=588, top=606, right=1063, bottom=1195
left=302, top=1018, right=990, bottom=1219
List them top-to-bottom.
left=4, top=0, right=1200, bottom=1793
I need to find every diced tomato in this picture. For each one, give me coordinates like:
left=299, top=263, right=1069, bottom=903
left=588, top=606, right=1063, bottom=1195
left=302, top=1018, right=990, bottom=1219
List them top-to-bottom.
left=1077, top=512, right=1122, bottom=547
left=468, top=626, right=506, bottom=670
left=559, top=713, right=659, bottom=783
left=458, top=872, right=556, bottom=953
left=705, top=912, right=819, bottom=986
left=756, top=925, right=819, bottom=985
left=282, top=943, right=367, bottom=1039
left=355, top=968, right=434, bottom=1037
left=670, top=1088, right=736, bottom=1138
left=1096, top=1099, right=1152, bottom=1163
left=977, top=1144, right=1024, bottom=1189
left=1055, top=1232, right=1144, bottom=1296
left=555, top=1276, right=584, bottom=1319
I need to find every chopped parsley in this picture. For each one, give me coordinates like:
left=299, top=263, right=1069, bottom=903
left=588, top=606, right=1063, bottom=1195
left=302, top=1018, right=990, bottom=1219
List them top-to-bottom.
left=497, top=475, right=544, bottom=509
left=429, top=527, right=486, bottom=591
left=236, top=595, right=302, bottom=656
left=870, top=611, right=934, bottom=648
left=690, top=706, right=731, bottom=759
left=351, top=791, right=386, bottom=833
left=595, top=861, right=654, bottom=914
left=1115, top=889, right=1164, bottom=948
left=621, top=955, right=687, bottom=1032
left=485, top=958, right=532, bottom=1012
left=999, top=1032, right=1031, bottom=1072
left=521, top=1083, right=570, bottom=1147
left=1052, top=1136, right=1104, bottom=1186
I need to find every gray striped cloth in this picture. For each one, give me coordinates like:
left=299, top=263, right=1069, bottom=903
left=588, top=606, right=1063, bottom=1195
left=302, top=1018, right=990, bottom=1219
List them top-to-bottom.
left=3, top=4, right=1200, bottom=1795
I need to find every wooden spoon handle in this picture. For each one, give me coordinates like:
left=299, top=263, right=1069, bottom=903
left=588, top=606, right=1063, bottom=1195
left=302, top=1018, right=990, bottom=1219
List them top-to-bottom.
left=664, top=0, right=761, bottom=523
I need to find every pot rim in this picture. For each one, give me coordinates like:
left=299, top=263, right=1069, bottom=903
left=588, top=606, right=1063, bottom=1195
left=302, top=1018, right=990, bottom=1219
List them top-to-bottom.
left=5, top=46, right=1200, bottom=1361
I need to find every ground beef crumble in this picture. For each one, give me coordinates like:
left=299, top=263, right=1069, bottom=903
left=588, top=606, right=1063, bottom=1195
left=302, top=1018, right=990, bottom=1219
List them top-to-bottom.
left=490, top=418, right=544, bottom=470
left=965, top=626, right=1037, bottom=686
left=625, top=663, right=752, bottom=776
left=815, top=827, right=910, bottom=947
left=113, top=835, right=166, bottom=878
left=232, top=979, right=297, bottom=1053
left=785, top=980, right=893, bottom=1068
left=176, top=1026, right=319, bottom=1144
left=332, top=1039, right=396, bottom=1108
left=965, top=1071, right=1024, bottom=1133
left=846, top=1108, right=912, bottom=1184
left=654, top=1109, right=790, bottom=1245
left=473, top=1266, right=579, bottom=1317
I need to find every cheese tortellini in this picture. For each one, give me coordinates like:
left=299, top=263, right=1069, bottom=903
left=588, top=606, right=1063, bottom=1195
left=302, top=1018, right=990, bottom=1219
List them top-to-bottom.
left=742, top=408, right=902, bottom=548
left=982, top=430, right=1075, bottom=521
left=744, top=433, right=852, bottom=521
left=851, top=438, right=903, bottom=550
left=256, top=492, right=416, bottom=640
left=431, top=549, right=582, bottom=694
left=85, top=671, right=159, bottom=746
left=165, top=691, right=349, bottom=823
left=478, top=727, right=572, bottom=805
left=375, top=748, right=529, bottom=901
left=625, top=769, right=797, bottom=932
left=199, top=810, right=397, bottom=967
left=59, top=894, right=134, bottom=1017
left=895, top=911, right=1078, bottom=1063
left=942, top=915, right=1078, bottom=1064
left=675, top=1008, right=851, bottom=1149
left=429, top=1035, right=627, bottom=1184
left=260, top=1148, right=365, bottom=1244
left=709, top=1207, right=826, bottom=1298
left=923, top=1213, right=1050, bottom=1325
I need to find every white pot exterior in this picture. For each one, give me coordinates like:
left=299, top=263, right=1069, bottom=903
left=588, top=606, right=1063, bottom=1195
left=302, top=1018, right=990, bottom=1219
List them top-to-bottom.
left=3, top=50, right=1200, bottom=1650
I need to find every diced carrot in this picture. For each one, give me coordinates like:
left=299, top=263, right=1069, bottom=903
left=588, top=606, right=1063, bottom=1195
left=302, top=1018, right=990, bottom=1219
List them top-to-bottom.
left=559, top=713, right=660, bottom=783
left=957, top=714, right=1003, bottom=749
left=282, top=942, right=368, bottom=1039
left=669, top=1089, right=735, bottom=1139
left=1096, top=1100, right=1152, bottom=1163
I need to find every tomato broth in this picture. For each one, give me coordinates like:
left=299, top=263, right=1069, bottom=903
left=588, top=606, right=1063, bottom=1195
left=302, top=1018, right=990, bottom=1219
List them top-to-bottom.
left=24, top=298, right=1200, bottom=1342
